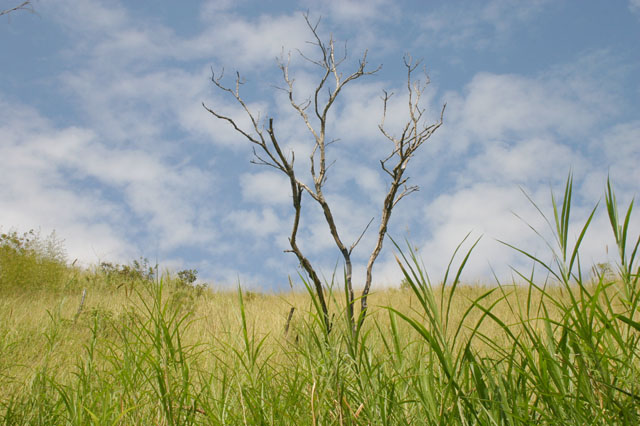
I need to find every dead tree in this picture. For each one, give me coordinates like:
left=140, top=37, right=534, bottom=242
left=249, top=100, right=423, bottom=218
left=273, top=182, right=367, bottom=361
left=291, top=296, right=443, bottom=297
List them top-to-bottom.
left=203, top=14, right=444, bottom=334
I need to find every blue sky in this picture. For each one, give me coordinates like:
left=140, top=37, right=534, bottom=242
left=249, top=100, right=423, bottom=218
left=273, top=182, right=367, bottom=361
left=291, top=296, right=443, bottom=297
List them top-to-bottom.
left=1, top=0, right=639, bottom=290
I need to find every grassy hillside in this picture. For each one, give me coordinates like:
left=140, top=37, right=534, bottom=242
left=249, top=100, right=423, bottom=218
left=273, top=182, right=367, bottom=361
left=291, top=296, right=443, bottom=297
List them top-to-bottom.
left=1, top=178, right=639, bottom=425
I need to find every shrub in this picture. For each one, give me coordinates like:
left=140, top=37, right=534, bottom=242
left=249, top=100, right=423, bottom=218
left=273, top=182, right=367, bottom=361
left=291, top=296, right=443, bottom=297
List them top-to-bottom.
left=0, top=229, right=68, bottom=292
left=177, top=269, right=198, bottom=286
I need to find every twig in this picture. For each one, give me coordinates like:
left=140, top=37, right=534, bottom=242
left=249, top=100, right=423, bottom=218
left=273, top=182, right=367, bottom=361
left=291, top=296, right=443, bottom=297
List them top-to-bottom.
left=0, top=1, right=32, bottom=17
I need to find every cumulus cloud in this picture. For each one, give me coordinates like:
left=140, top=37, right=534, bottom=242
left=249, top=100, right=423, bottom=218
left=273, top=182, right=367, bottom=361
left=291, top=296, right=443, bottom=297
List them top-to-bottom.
left=2, top=0, right=637, bottom=291
left=45, top=0, right=128, bottom=35
left=199, top=0, right=237, bottom=18
left=297, top=0, right=400, bottom=54
left=304, top=0, right=397, bottom=23
left=420, top=0, right=554, bottom=49
left=188, top=12, right=313, bottom=68
left=222, top=46, right=635, bottom=286
left=399, top=50, right=637, bottom=284
left=60, top=67, right=213, bottom=147
left=441, top=72, right=602, bottom=154
left=0, top=99, right=218, bottom=264
left=0, top=103, right=130, bottom=263
left=599, top=121, right=640, bottom=187
left=466, top=137, right=585, bottom=184
left=240, top=171, right=291, bottom=205
left=419, top=183, right=543, bottom=278
left=225, top=207, right=286, bottom=237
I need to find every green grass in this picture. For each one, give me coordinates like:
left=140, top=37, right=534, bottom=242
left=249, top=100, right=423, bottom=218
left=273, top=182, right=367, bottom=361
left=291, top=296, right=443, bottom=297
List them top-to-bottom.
left=1, top=175, right=639, bottom=425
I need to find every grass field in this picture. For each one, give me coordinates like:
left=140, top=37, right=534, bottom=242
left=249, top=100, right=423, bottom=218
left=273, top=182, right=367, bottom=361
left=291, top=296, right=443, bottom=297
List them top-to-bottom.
left=1, top=177, right=639, bottom=425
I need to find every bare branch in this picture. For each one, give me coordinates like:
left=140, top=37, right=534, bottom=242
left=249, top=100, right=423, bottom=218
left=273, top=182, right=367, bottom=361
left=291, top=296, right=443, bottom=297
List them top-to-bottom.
left=1, top=1, right=32, bottom=18
left=207, top=12, right=426, bottom=335
left=359, top=54, right=445, bottom=328
left=278, top=55, right=320, bottom=142
left=202, top=103, right=259, bottom=144
left=249, top=147, right=283, bottom=171
left=393, top=185, right=419, bottom=208
left=350, top=217, right=375, bottom=254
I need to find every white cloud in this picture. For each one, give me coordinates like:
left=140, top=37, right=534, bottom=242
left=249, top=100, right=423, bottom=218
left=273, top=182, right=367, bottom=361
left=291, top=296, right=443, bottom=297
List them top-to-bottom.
left=4, top=0, right=637, bottom=291
left=43, top=0, right=317, bottom=71
left=45, top=0, right=128, bottom=35
left=45, top=0, right=184, bottom=68
left=199, top=0, right=237, bottom=18
left=305, top=0, right=396, bottom=23
left=420, top=0, right=553, bottom=49
left=630, top=0, right=640, bottom=15
left=188, top=12, right=313, bottom=68
left=391, top=49, right=635, bottom=284
left=436, top=51, right=624, bottom=161
left=61, top=68, right=200, bottom=144
left=444, top=72, right=600, bottom=150
left=332, top=81, right=389, bottom=145
left=0, top=99, right=219, bottom=264
left=0, top=108, right=132, bottom=264
left=599, top=120, right=640, bottom=188
left=467, top=137, right=584, bottom=184
left=344, top=162, right=386, bottom=196
left=240, top=171, right=291, bottom=205
left=415, top=180, right=621, bottom=283
left=421, top=184, right=535, bottom=277
left=225, top=207, right=286, bottom=238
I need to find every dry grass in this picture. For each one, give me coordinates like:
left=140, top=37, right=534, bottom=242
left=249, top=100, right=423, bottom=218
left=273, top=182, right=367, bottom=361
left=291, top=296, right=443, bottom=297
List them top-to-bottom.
left=1, top=175, right=638, bottom=424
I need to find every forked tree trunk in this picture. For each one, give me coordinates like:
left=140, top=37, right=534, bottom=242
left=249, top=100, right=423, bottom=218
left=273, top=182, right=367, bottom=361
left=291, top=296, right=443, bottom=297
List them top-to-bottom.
left=203, top=14, right=444, bottom=334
